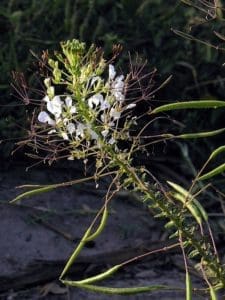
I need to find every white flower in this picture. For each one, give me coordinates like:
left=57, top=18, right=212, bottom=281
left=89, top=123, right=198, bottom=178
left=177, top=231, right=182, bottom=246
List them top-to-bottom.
left=109, top=64, right=116, bottom=80
left=88, top=94, right=103, bottom=109
left=46, top=95, right=63, bottom=118
left=65, top=96, right=76, bottom=114
left=110, top=108, right=121, bottom=120
left=38, top=111, right=55, bottom=125
left=67, top=122, right=76, bottom=135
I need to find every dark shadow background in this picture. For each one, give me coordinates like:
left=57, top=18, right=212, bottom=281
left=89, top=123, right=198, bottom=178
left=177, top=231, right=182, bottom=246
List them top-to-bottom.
left=1, top=0, right=225, bottom=177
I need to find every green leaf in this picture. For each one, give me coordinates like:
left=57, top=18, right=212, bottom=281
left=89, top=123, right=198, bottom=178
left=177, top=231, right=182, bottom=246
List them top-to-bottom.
left=150, top=100, right=225, bottom=114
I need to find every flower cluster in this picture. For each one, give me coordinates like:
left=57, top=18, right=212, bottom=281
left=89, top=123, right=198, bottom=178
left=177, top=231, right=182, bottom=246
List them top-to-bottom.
left=37, top=50, right=137, bottom=162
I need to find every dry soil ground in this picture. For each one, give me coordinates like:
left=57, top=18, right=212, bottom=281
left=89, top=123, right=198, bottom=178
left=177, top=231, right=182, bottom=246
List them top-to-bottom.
left=0, top=163, right=222, bottom=299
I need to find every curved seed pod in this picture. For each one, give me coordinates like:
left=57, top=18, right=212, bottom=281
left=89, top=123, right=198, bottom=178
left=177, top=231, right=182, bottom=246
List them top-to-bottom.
left=150, top=100, right=225, bottom=114
left=176, top=128, right=225, bottom=139
left=208, top=145, right=225, bottom=161
left=198, top=163, right=225, bottom=181
left=167, top=181, right=208, bottom=222
left=10, top=186, right=55, bottom=203
left=171, top=192, right=202, bottom=225
left=86, top=206, right=108, bottom=241
left=60, top=227, right=92, bottom=279
left=74, top=264, right=121, bottom=285
left=61, top=281, right=170, bottom=294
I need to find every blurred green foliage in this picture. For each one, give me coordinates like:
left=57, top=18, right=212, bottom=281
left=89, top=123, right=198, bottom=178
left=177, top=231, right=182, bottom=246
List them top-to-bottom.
left=1, top=0, right=225, bottom=159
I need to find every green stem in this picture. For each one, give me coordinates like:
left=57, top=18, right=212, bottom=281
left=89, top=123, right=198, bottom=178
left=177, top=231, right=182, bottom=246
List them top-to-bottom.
left=114, top=157, right=225, bottom=289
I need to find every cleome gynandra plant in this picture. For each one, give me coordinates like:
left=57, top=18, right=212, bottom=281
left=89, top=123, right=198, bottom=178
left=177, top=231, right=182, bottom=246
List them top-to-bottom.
left=11, top=39, right=225, bottom=299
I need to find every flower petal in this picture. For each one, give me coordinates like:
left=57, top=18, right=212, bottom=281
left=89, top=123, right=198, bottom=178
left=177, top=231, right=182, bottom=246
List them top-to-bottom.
left=109, top=64, right=116, bottom=80
left=114, top=75, right=124, bottom=91
left=90, top=76, right=100, bottom=86
left=114, top=91, right=124, bottom=102
left=88, top=94, right=103, bottom=109
left=43, top=95, right=50, bottom=102
left=47, top=95, right=62, bottom=117
left=65, top=96, right=72, bottom=107
left=100, top=100, right=110, bottom=111
left=125, top=103, right=136, bottom=110
left=110, top=108, right=121, bottom=120
left=38, top=111, right=55, bottom=125
left=67, top=122, right=76, bottom=135
left=76, top=123, right=85, bottom=139
left=90, top=129, right=98, bottom=140
left=101, top=129, right=109, bottom=137
left=61, top=132, right=69, bottom=140
left=108, top=137, right=116, bottom=144
left=67, top=155, right=74, bottom=160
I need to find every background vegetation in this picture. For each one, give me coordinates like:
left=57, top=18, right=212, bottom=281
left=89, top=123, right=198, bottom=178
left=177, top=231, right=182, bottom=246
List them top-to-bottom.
left=1, top=0, right=225, bottom=164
